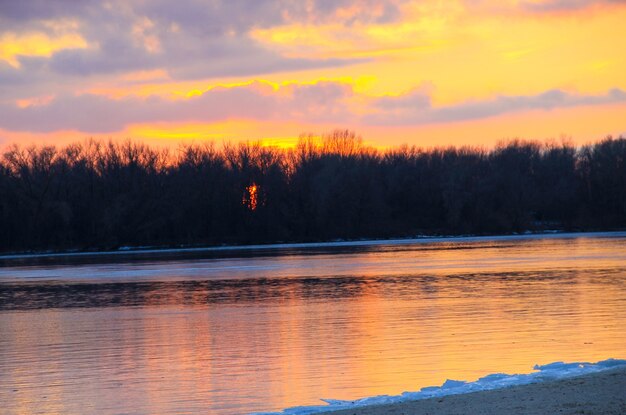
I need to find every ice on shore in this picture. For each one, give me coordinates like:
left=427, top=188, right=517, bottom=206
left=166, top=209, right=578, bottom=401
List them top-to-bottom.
left=5, top=230, right=625, bottom=261
left=252, top=358, right=626, bottom=415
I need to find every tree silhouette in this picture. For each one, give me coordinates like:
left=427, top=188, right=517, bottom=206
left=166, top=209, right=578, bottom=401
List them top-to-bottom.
left=0, top=132, right=624, bottom=253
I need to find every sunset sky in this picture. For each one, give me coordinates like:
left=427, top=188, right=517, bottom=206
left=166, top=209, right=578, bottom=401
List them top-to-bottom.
left=1, top=0, right=625, bottom=149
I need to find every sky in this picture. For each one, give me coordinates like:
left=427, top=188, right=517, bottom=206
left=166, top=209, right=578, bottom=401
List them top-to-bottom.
left=1, top=0, right=625, bottom=149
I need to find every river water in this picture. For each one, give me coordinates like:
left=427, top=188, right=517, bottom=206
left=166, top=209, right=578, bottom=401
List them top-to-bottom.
left=1, top=232, right=625, bottom=414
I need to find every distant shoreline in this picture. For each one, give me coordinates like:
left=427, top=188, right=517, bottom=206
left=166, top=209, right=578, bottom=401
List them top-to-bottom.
left=2, top=137, right=625, bottom=261
left=2, top=230, right=625, bottom=266
left=324, top=366, right=626, bottom=415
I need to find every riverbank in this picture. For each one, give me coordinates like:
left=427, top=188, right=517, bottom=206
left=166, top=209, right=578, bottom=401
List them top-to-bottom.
left=2, top=230, right=626, bottom=267
left=325, top=366, right=626, bottom=415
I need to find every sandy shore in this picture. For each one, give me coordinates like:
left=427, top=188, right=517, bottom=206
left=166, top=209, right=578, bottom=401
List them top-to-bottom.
left=325, top=366, right=626, bottom=415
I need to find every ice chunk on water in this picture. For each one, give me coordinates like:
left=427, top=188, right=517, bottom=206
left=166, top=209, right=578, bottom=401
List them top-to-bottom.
left=251, top=358, right=626, bottom=415
left=596, top=358, right=626, bottom=368
left=534, top=361, right=586, bottom=371
left=440, top=379, right=466, bottom=389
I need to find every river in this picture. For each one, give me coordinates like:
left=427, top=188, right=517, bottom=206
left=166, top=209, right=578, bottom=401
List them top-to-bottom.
left=1, top=232, right=625, bottom=414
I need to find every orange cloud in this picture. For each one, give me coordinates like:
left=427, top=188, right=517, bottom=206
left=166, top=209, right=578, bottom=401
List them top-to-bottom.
left=0, top=32, right=88, bottom=68
left=16, top=95, right=55, bottom=109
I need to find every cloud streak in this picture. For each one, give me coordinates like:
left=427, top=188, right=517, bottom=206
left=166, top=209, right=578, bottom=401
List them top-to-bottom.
left=518, top=0, right=625, bottom=13
left=0, top=81, right=353, bottom=133
left=1, top=81, right=624, bottom=133
left=371, top=88, right=626, bottom=125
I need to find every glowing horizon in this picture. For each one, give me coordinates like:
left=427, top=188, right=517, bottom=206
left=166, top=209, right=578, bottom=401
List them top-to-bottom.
left=0, top=1, right=625, bottom=149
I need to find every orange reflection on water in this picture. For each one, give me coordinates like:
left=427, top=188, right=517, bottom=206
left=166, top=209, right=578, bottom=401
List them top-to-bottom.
left=0, top=234, right=625, bottom=414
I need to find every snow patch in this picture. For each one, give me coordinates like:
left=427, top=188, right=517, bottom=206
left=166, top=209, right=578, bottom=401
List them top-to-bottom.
left=251, top=358, right=626, bottom=415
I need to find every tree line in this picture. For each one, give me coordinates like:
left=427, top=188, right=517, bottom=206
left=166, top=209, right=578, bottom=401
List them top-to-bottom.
left=0, top=130, right=624, bottom=253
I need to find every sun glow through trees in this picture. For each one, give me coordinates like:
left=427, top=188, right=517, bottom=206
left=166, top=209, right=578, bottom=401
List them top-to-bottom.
left=244, top=183, right=259, bottom=211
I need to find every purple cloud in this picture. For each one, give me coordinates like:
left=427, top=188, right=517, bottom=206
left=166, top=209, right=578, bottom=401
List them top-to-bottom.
left=0, top=0, right=391, bottom=102
left=0, top=0, right=395, bottom=79
left=518, top=0, right=625, bottom=12
left=0, top=81, right=353, bottom=133
left=1, top=82, right=624, bottom=133
left=370, top=88, right=626, bottom=125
